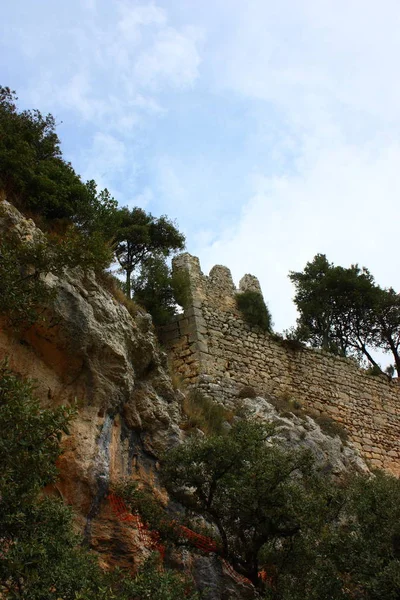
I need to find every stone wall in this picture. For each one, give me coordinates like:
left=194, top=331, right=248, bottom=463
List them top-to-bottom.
left=160, top=253, right=400, bottom=475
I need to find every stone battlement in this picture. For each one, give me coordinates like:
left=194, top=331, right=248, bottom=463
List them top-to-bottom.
left=160, top=253, right=400, bottom=475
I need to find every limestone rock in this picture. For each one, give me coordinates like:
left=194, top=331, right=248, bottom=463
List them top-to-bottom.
left=0, top=200, right=182, bottom=565
left=240, top=396, right=369, bottom=475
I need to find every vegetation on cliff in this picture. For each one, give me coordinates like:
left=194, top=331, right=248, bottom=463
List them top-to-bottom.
left=0, top=86, right=187, bottom=326
left=159, top=419, right=400, bottom=599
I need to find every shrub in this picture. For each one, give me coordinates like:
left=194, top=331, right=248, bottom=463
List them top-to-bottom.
left=0, top=88, right=119, bottom=234
left=0, top=234, right=58, bottom=327
left=131, top=255, right=189, bottom=326
left=236, top=290, right=272, bottom=331
left=365, top=364, right=384, bottom=377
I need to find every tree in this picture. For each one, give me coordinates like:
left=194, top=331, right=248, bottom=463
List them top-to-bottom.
left=0, top=86, right=88, bottom=223
left=0, top=87, right=119, bottom=273
left=114, top=207, right=185, bottom=299
left=131, top=254, right=190, bottom=326
left=289, top=254, right=400, bottom=374
left=373, top=287, right=400, bottom=376
left=0, top=361, right=74, bottom=519
left=162, top=417, right=400, bottom=599
left=162, top=420, right=323, bottom=589
left=274, top=472, right=400, bottom=600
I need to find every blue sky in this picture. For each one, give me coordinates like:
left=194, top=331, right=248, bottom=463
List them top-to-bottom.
left=2, top=0, right=400, bottom=351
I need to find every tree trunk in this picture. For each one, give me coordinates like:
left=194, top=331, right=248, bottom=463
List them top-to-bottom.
left=125, top=269, right=132, bottom=299
left=387, top=337, right=400, bottom=377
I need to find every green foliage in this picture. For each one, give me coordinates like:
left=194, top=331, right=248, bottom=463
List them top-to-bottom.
left=0, top=86, right=190, bottom=325
left=0, top=87, right=119, bottom=280
left=0, top=88, right=119, bottom=234
left=115, top=206, right=185, bottom=299
left=0, top=220, right=112, bottom=327
left=0, top=234, right=57, bottom=326
left=131, top=254, right=184, bottom=326
left=289, top=254, right=400, bottom=375
left=171, top=266, right=191, bottom=310
left=96, top=270, right=141, bottom=318
left=236, top=290, right=272, bottom=332
left=0, top=361, right=74, bottom=517
left=366, top=364, right=384, bottom=377
left=386, top=364, right=396, bottom=379
left=237, top=385, right=257, bottom=399
left=314, top=413, right=348, bottom=442
left=164, top=417, right=400, bottom=598
left=163, top=420, right=320, bottom=587
left=272, top=472, right=400, bottom=600
left=343, top=473, right=400, bottom=599
left=114, top=481, right=181, bottom=545
left=1, top=497, right=111, bottom=600
left=108, top=556, right=200, bottom=600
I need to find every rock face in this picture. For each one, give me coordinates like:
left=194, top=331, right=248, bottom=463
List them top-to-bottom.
left=0, top=200, right=182, bottom=571
left=0, top=201, right=369, bottom=598
left=240, top=396, right=369, bottom=476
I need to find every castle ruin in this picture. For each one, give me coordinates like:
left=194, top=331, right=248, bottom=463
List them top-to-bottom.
left=160, top=253, right=400, bottom=475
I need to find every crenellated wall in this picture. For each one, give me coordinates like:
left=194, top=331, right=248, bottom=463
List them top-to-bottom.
left=160, top=253, right=400, bottom=475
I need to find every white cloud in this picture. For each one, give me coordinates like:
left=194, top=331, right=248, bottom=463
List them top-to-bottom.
left=5, top=0, right=400, bottom=370
left=181, top=0, right=400, bottom=353
left=212, top=0, right=400, bottom=135
left=23, top=1, right=202, bottom=132
left=117, top=2, right=167, bottom=44
left=134, top=26, right=202, bottom=89
left=80, top=132, right=130, bottom=195
left=198, top=134, right=400, bottom=335
left=133, top=186, right=154, bottom=209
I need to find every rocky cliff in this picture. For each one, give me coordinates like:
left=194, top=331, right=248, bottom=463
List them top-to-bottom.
left=0, top=200, right=370, bottom=599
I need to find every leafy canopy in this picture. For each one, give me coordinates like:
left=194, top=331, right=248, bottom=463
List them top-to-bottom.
left=0, top=86, right=188, bottom=327
left=0, top=87, right=117, bottom=233
left=115, top=206, right=185, bottom=299
left=289, top=253, right=400, bottom=375
left=131, top=254, right=190, bottom=326
left=161, top=416, right=400, bottom=599
left=162, top=420, right=320, bottom=587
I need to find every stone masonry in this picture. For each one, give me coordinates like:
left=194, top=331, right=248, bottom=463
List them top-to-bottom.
left=160, top=253, right=400, bottom=475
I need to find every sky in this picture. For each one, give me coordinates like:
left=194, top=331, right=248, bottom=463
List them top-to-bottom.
left=2, top=0, right=400, bottom=349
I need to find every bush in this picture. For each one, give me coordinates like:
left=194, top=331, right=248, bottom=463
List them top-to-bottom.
left=0, top=88, right=119, bottom=234
left=0, top=234, right=58, bottom=327
left=131, top=255, right=190, bottom=326
left=236, top=290, right=272, bottom=332
left=365, top=364, right=384, bottom=377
